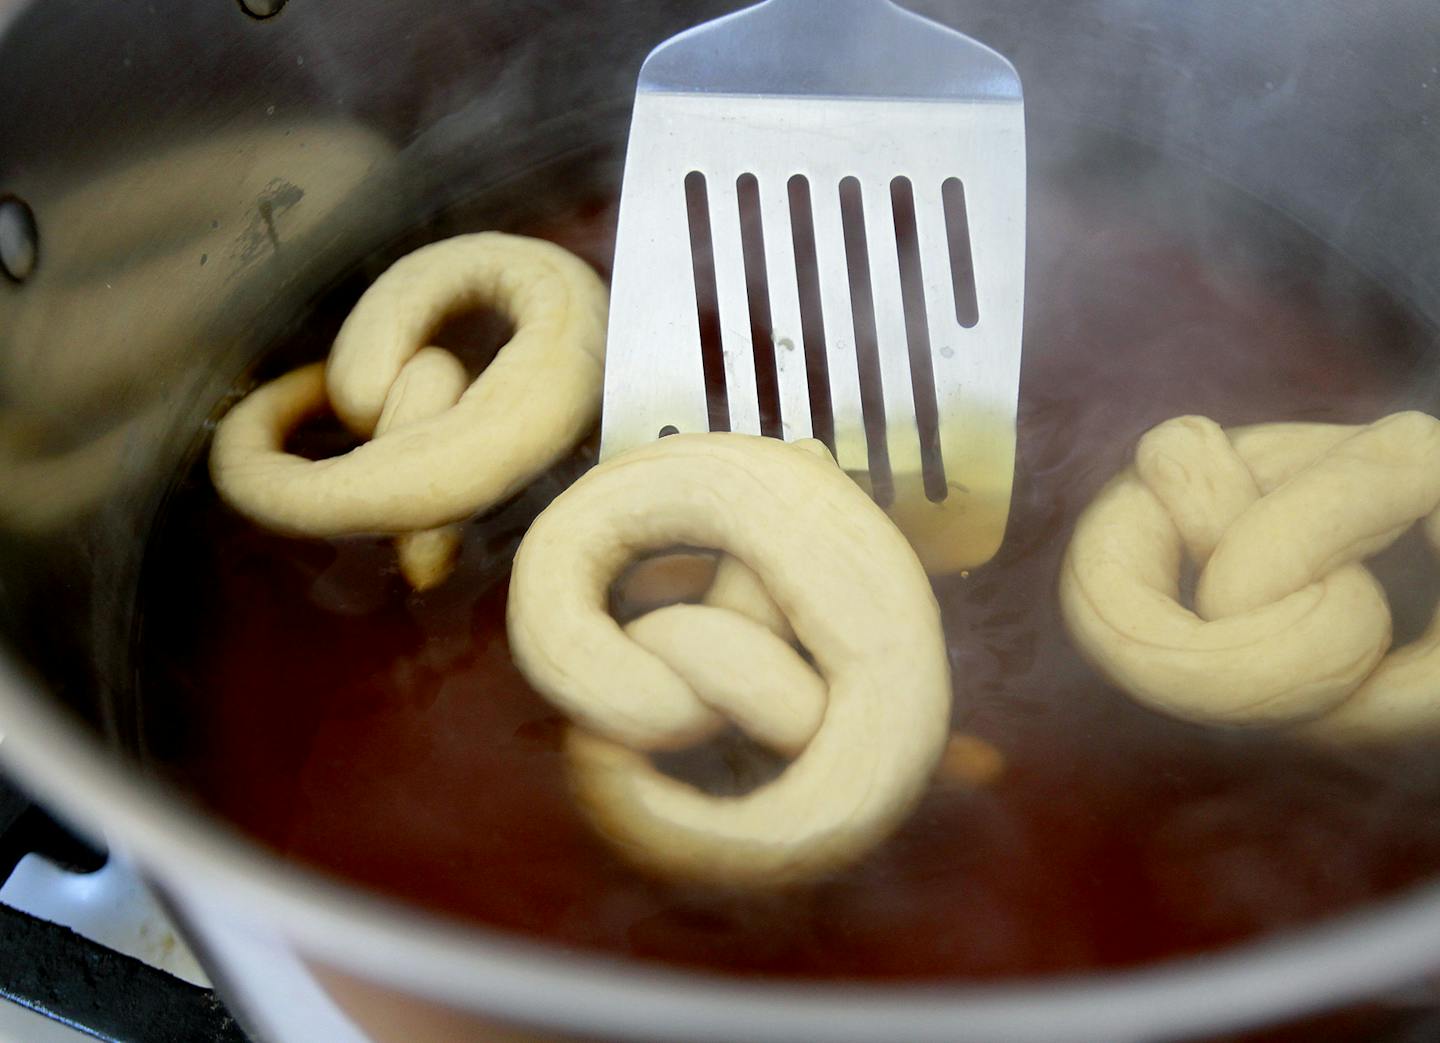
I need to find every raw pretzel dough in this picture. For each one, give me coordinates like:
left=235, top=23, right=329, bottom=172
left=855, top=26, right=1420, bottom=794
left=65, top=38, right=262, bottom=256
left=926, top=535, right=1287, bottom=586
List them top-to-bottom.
left=210, top=232, right=607, bottom=589
left=1061, top=412, right=1440, bottom=741
left=508, top=432, right=952, bottom=886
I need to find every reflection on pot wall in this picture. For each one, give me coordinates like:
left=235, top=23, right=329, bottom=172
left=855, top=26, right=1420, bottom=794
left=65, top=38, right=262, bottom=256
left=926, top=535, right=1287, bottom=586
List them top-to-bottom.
left=0, top=119, right=401, bottom=746
left=0, top=122, right=394, bottom=531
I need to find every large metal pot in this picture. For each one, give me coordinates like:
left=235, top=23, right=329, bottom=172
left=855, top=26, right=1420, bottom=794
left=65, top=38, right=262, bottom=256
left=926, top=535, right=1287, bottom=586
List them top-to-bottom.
left=1, top=1, right=1439, bottom=1040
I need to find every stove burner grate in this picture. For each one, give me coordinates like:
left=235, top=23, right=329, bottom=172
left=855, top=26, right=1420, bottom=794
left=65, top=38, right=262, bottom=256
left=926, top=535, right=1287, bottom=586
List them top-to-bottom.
left=0, top=774, right=250, bottom=1043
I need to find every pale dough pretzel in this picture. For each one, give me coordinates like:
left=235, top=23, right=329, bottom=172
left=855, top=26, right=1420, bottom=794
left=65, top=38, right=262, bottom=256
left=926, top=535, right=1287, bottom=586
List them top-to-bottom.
left=210, top=232, right=607, bottom=589
left=376, top=347, right=469, bottom=590
left=1061, top=411, right=1440, bottom=742
left=508, top=433, right=952, bottom=886
left=617, top=549, right=1004, bottom=785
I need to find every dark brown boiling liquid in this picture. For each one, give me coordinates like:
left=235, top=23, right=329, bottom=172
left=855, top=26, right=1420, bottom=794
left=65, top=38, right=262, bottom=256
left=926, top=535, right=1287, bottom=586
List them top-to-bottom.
left=138, top=138, right=1440, bottom=984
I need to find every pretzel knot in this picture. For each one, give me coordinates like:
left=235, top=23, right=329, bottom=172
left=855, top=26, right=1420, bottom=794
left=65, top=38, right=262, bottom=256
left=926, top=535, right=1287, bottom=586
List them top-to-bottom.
left=209, top=233, right=607, bottom=589
left=1060, top=411, right=1440, bottom=742
left=508, top=433, right=952, bottom=886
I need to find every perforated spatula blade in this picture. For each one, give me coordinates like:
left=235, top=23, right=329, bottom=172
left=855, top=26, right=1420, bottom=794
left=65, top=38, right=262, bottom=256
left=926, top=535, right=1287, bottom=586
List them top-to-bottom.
left=600, top=0, right=1025, bottom=572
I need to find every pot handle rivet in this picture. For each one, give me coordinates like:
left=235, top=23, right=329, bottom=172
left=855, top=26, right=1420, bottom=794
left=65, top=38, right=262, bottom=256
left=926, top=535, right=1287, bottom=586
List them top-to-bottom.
left=237, top=0, right=287, bottom=19
left=0, top=196, right=38, bottom=283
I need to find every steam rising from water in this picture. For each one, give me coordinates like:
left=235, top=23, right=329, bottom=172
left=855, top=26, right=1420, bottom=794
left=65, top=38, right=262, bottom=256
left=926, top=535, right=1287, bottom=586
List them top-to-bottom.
left=135, top=120, right=1440, bottom=981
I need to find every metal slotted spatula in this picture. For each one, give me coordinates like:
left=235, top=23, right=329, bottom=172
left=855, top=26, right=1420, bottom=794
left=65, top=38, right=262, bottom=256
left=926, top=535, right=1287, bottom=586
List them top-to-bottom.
left=600, top=0, right=1025, bottom=572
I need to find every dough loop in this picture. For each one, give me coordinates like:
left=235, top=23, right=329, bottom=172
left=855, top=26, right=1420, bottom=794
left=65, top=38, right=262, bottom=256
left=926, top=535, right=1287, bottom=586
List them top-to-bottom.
left=210, top=232, right=607, bottom=589
left=1061, top=412, right=1440, bottom=742
left=507, top=433, right=952, bottom=886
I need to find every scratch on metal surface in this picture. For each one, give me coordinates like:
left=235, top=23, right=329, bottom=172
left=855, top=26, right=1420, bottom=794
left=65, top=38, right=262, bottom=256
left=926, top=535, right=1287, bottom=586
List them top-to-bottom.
left=232, top=178, right=304, bottom=269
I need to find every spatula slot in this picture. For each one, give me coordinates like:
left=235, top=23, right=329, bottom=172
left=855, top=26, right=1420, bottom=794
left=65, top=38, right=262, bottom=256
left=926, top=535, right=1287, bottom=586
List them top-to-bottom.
left=683, top=170, right=730, bottom=432
left=736, top=173, right=783, bottom=439
left=786, top=174, right=835, bottom=452
left=838, top=175, right=895, bottom=506
left=890, top=176, right=948, bottom=503
left=941, top=176, right=980, bottom=329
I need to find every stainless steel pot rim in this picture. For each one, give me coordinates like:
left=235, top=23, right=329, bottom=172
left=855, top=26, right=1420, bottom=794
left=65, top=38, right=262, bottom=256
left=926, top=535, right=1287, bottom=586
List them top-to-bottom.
left=1, top=650, right=1436, bottom=1043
